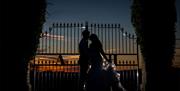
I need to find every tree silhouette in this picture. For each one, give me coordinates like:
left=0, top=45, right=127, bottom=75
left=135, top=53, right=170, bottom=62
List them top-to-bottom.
left=7, top=0, right=47, bottom=91
left=131, top=0, right=178, bottom=91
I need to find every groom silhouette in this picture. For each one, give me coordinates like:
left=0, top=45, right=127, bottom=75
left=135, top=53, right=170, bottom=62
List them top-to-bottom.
left=78, top=29, right=90, bottom=91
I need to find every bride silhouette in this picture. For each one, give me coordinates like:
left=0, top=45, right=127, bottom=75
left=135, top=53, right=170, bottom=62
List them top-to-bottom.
left=86, top=34, right=126, bottom=91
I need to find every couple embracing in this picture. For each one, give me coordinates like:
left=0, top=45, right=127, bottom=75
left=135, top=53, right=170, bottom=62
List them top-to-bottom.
left=79, top=30, right=126, bottom=91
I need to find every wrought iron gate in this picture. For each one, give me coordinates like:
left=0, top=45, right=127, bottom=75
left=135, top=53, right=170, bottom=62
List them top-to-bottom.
left=28, top=22, right=141, bottom=91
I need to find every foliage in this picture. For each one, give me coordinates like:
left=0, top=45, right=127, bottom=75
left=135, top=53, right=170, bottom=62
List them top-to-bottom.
left=27, top=0, right=47, bottom=60
left=131, top=0, right=145, bottom=56
left=131, top=0, right=177, bottom=90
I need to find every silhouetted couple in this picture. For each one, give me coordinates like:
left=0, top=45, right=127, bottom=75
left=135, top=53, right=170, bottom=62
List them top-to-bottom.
left=79, top=30, right=126, bottom=91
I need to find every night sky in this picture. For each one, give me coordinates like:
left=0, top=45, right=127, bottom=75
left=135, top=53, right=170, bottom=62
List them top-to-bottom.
left=43, top=0, right=180, bottom=38
left=43, top=0, right=135, bottom=35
